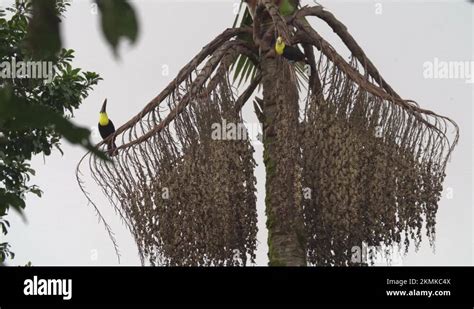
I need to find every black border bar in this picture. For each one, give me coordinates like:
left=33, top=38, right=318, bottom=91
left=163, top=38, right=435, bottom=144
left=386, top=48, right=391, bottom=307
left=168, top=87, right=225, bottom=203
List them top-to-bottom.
left=0, top=266, right=472, bottom=306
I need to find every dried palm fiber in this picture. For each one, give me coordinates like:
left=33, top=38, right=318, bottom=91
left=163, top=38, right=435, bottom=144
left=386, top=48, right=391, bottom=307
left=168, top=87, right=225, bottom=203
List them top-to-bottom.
left=292, top=10, right=458, bottom=265
left=76, top=33, right=259, bottom=265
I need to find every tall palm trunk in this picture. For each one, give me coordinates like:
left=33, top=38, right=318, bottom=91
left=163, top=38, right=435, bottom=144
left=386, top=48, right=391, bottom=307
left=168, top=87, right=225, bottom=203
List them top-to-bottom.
left=261, top=57, right=306, bottom=266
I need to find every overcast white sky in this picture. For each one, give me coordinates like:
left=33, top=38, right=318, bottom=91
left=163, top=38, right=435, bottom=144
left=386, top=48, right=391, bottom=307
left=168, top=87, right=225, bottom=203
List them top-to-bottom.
left=4, top=0, right=473, bottom=266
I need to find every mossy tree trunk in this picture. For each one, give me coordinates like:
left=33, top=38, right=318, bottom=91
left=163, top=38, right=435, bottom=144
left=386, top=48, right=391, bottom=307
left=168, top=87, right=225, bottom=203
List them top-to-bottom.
left=261, top=57, right=306, bottom=266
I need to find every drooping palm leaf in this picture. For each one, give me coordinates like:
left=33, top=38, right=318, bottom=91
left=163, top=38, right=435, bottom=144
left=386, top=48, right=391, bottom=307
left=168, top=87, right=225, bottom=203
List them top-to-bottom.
left=231, top=4, right=258, bottom=88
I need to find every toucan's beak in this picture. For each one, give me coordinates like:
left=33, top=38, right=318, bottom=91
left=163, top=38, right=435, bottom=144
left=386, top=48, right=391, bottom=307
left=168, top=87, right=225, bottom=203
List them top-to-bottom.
left=100, top=98, right=107, bottom=113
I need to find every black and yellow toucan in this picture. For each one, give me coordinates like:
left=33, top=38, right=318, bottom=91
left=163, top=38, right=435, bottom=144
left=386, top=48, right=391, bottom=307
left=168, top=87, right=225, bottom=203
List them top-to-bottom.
left=274, top=36, right=307, bottom=63
left=98, top=98, right=117, bottom=156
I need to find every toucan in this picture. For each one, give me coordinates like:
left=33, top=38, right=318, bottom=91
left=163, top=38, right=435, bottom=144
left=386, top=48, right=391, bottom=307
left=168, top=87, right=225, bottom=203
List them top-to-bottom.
left=274, top=36, right=307, bottom=63
left=98, top=98, right=117, bottom=156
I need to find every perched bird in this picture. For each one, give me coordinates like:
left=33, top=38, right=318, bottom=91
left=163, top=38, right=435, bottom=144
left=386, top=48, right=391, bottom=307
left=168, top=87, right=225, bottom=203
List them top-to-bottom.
left=274, top=36, right=307, bottom=63
left=98, top=98, right=117, bottom=156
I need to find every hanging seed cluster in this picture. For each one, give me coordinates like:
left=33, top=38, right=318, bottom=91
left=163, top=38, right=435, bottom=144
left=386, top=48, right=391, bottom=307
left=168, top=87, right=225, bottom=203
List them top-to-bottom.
left=86, top=50, right=258, bottom=266
left=301, top=56, right=456, bottom=265
left=148, top=82, right=258, bottom=266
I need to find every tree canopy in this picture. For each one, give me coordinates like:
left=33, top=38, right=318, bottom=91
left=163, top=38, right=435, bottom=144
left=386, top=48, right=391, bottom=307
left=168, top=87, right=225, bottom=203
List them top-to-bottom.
left=0, top=0, right=139, bottom=264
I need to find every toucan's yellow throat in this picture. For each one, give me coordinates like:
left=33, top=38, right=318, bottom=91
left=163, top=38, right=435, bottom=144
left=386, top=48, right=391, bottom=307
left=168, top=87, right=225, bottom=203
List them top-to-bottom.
left=275, top=36, right=285, bottom=55
left=99, top=99, right=109, bottom=126
left=99, top=113, right=109, bottom=126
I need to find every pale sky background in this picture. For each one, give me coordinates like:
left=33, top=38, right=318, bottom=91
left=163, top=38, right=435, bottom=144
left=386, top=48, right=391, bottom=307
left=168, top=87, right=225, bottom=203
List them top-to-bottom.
left=3, top=0, right=473, bottom=266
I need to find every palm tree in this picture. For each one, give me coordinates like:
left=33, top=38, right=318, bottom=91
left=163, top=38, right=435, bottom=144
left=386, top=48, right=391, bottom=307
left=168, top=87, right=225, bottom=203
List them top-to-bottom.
left=77, top=0, right=458, bottom=266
